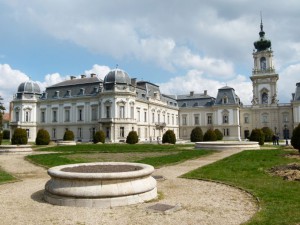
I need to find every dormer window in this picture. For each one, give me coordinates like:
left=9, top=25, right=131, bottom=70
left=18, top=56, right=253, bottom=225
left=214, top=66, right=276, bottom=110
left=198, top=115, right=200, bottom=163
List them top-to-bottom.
left=79, top=88, right=85, bottom=95
left=54, top=91, right=59, bottom=98
left=222, top=96, right=228, bottom=104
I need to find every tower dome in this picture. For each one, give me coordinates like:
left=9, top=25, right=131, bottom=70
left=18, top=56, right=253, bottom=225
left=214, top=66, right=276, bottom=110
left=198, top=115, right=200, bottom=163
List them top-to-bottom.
left=254, top=20, right=271, bottom=51
left=103, top=69, right=131, bottom=85
left=17, top=80, right=41, bottom=94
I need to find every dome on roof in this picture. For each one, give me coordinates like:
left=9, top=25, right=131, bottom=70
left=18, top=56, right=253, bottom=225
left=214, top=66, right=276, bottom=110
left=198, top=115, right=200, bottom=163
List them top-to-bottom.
left=103, top=69, right=131, bottom=85
left=17, top=81, right=41, bottom=94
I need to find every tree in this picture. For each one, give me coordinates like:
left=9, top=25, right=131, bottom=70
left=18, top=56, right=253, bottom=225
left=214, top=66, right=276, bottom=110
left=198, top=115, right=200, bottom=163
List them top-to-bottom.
left=291, top=124, right=300, bottom=153
left=190, top=127, right=203, bottom=142
left=261, top=127, right=274, bottom=142
left=11, top=128, right=28, bottom=145
left=249, top=128, right=265, bottom=146
left=36, top=129, right=50, bottom=145
left=203, top=129, right=217, bottom=141
left=214, top=129, right=223, bottom=140
left=63, top=130, right=74, bottom=141
left=162, top=130, right=176, bottom=144
left=93, top=131, right=106, bottom=144
left=126, top=131, right=138, bottom=144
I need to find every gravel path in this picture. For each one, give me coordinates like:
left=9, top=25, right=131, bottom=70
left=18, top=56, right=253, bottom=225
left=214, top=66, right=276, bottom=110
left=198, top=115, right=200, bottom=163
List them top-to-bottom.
left=0, top=149, right=258, bottom=225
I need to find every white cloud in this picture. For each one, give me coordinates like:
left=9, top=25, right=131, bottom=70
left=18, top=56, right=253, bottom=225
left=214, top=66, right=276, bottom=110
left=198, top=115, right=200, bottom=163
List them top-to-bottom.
left=0, top=64, right=29, bottom=110
left=84, top=64, right=111, bottom=80
left=279, top=64, right=300, bottom=102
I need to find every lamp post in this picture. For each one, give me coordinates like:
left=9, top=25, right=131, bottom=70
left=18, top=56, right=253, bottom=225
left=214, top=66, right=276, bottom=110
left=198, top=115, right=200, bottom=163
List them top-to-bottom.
left=284, top=124, right=288, bottom=146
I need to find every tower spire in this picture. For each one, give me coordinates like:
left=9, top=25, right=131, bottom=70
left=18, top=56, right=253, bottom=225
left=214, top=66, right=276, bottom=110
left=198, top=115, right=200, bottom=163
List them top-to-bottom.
left=260, top=11, right=263, bottom=32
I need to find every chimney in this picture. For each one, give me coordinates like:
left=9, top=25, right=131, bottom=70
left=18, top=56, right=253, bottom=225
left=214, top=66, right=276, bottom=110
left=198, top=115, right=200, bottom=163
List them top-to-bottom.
left=90, top=73, right=97, bottom=78
left=81, top=74, right=86, bottom=79
left=70, top=76, right=76, bottom=80
left=131, top=78, right=137, bottom=86
left=204, top=90, right=207, bottom=95
left=190, top=91, right=194, bottom=96
left=292, top=93, right=295, bottom=100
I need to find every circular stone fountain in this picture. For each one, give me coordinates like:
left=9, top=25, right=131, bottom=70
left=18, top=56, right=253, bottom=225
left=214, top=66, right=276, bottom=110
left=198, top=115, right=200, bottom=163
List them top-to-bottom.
left=195, top=141, right=260, bottom=151
left=44, top=162, right=157, bottom=208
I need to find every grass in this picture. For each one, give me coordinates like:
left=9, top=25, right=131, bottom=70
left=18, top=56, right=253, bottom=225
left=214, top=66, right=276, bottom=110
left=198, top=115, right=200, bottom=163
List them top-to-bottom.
left=27, top=144, right=214, bottom=168
left=183, top=148, right=300, bottom=225
left=0, top=167, right=16, bottom=184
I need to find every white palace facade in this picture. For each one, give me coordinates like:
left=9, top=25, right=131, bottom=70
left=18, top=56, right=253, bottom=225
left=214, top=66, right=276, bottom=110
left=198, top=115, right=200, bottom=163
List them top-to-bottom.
left=9, top=22, right=300, bottom=142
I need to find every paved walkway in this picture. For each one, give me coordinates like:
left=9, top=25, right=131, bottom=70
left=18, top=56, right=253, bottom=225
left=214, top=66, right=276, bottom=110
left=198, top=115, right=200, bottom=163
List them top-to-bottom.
left=0, top=149, right=257, bottom=225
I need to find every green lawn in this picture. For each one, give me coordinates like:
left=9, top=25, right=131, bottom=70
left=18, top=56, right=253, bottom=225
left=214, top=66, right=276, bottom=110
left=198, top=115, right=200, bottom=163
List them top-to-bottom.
left=27, top=144, right=214, bottom=168
left=183, top=148, right=300, bottom=225
left=0, top=168, right=16, bottom=184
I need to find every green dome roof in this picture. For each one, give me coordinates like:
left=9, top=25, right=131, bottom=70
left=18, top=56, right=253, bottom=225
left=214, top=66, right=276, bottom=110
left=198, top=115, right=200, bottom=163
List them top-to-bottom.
left=254, top=21, right=271, bottom=51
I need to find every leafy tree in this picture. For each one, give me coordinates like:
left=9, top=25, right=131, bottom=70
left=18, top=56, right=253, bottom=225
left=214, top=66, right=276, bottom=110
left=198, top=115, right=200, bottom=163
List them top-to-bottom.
left=291, top=124, right=300, bottom=153
left=190, top=127, right=203, bottom=142
left=262, top=127, right=274, bottom=142
left=11, top=128, right=28, bottom=145
left=249, top=128, right=265, bottom=146
left=36, top=129, right=50, bottom=145
left=203, top=129, right=217, bottom=141
left=214, top=129, right=223, bottom=140
left=3, top=130, right=10, bottom=139
left=63, top=130, right=74, bottom=141
left=93, top=130, right=106, bottom=144
left=162, top=130, right=176, bottom=144
left=126, top=131, right=138, bottom=144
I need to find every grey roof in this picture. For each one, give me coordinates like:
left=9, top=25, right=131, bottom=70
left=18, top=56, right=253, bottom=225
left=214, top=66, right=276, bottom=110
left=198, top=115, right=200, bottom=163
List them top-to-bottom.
left=104, top=69, right=131, bottom=85
left=48, top=76, right=101, bottom=88
left=17, top=81, right=41, bottom=94
left=293, top=82, right=300, bottom=101
left=215, top=86, right=241, bottom=105
left=176, top=92, right=215, bottom=107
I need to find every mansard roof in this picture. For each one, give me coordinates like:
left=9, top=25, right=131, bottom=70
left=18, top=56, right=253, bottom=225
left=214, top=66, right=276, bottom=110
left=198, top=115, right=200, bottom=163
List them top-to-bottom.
left=48, top=76, right=102, bottom=88
left=215, top=86, right=241, bottom=105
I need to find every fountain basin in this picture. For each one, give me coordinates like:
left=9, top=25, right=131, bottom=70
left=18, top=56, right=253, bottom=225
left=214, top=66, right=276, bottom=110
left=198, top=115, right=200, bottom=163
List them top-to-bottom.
left=195, top=141, right=260, bottom=151
left=0, top=145, right=32, bottom=153
left=44, top=162, right=157, bottom=208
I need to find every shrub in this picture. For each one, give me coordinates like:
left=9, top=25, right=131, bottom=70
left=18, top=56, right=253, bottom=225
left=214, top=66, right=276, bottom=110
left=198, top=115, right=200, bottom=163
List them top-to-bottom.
left=291, top=124, right=300, bottom=153
left=190, top=127, right=203, bottom=142
left=262, top=127, right=274, bottom=142
left=11, top=128, right=28, bottom=145
left=249, top=128, right=265, bottom=145
left=35, top=129, right=50, bottom=145
left=203, top=129, right=217, bottom=141
left=214, top=129, right=223, bottom=140
left=3, top=130, right=10, bottom=139
left=63, top=130, right=74, bottom=141
left=93, top=130, right=106, bottom=144
left=162, top=130, right=176, bottom=144
left=126, top=131, right=138, bottom=144
left=0, top=132, right=2, bottom=145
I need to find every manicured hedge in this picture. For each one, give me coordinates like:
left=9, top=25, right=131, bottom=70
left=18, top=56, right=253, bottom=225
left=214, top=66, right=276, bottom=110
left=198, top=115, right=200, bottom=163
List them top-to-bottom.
left=190, top=127, right=203, bottom=142
left=11, top=128, right=28, bottom=145
left=36, top=129, right=50, bottom=145
left=162, top=130, right=176, bottom=144
left=93, top=131, right=106, bottom=144
left=126, top=131, right=138, bottom=144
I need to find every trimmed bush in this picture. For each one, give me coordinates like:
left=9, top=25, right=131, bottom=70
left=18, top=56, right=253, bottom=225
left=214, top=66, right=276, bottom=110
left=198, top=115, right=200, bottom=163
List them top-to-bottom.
left=291, top=124, right=300, bottom=153
left=190, top=127, right=203, bottom=142
left=262, top=127, right=274, bottom=142
left=11, top=128, right=28, bottom=145
left=249, top=128, right=265, bottom=145
left=35, top=129, right=50, bottom=145
left=203, top=129, right=217, bottom=141
left=214, top=129, right=223, bottom=140
left=3, top=130, right=10, bottom=139
left=63, top=130, right=74, bottom=141
left=93, top=130, right=106, bottom=144
left=162, top=130, right=176, bottom=144
left=126, top=131, right=138, bottom=144
left=0, top=132, right=2, bottom=145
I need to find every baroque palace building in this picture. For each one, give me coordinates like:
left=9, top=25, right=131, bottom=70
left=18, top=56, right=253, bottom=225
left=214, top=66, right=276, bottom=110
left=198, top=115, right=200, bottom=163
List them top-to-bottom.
left=9, top=22, right=300, bottom=142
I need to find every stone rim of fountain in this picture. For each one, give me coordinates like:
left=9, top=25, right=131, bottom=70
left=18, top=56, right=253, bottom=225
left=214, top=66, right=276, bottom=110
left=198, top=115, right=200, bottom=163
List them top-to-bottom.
left=195, top=141, right=260, bottom=150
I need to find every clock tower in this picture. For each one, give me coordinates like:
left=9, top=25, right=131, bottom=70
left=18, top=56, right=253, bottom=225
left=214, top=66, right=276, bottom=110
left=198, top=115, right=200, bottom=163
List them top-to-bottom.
left=250, top=20, right=279, bottom=105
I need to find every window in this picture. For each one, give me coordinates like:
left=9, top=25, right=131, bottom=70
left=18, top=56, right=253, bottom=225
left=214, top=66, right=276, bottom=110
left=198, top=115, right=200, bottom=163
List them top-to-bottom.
left=260, top=57, right=266, bottom=70
left=262, top=92, right=268, bottom=104
left=106, top=106, right=110, bottom=118
left=119, top=106, right=125, bottom=118
left=130, top=106, right=134, bottom=119
left=91, top=107, right=97, bottom=121
left=78, top=108, right=83, bottom=121
left=65, top=109, right=70, bottom=122
left=52, top=110, right=57, bottom=122
left=137, top=110, right=140, bottom=122
left=15, top=111, right=19, bottom=122
left=25, top=111, right=30, bottom=122
left=41, top=111, right=45, bottom=123
left=144, top=111, right=147, bottom=122
left=152, top=112, right=155, bottom=123
left=158, top=113, right=160, bottom=123
left=262, top=113, right=268, bottom=123
left=283, top=113, right=289, bottom=123
left=163, top=114, right=165, bottom=123
left=167, top=114, right=170, bottom=124
left=207, top=114, right=212, bottom=125
left=244, top=114, right=249, bottom=124
left=172, top=115, right=174, bottom=125
left=182, top=115, right=187, bottom=125
left=194, top=115, right=199, bottom=125
left=223, top=115, right=228, bottom=124
left=176, top=116, right=178, bottom=125
left=120, top=127, right=125, bottom=137
left=52, top=128, right=56, bottom=139
left=77, top=128, right=82, bottom=139
left=145, top=128, right=148, bottom=138
left=223, top=128, right=230, bottom=136
left=26, top=129, right=30, bottom=138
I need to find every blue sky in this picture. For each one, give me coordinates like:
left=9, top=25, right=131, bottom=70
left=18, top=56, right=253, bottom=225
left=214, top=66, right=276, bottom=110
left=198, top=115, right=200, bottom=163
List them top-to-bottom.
left=1, top=0, right=300, bottom=110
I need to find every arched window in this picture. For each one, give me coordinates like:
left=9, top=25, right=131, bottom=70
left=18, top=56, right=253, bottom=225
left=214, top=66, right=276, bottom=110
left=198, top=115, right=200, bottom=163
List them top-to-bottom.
left=260, top=57, right=266, bottom=70
left=262, top=92, right=268, bottom=104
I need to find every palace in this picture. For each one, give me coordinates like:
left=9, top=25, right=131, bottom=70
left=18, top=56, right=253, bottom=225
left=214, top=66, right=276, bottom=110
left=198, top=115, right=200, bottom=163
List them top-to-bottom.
left=9, top=22, right=300, bottom=142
